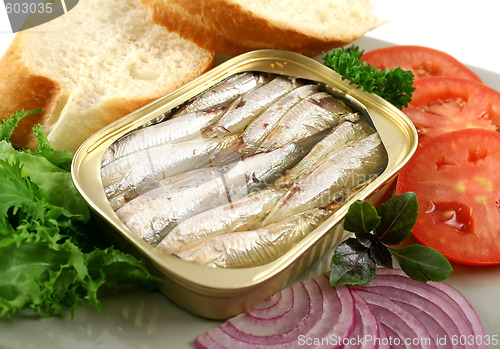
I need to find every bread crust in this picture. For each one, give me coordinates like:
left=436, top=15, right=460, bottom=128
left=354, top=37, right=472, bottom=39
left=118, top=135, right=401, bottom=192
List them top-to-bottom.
left=141, top=0, right=250, bottom=56
left=142, top=0, right=383, bottom=57
left=199, top=0, right=342, bottom=55
left=0, top=11, right=215, bottom=151
left=0, top=36, right=62, bottom=149
left=45, top=59, right=215, bottom=151
left=46, top=96, right=158, bottom=151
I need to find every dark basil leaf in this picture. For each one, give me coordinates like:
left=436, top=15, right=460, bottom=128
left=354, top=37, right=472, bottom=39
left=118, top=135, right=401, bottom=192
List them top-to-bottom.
left=375, top=192, right=418, bottom=245
left=344, top=200, right=380, bottom=233
left=355, top=232, right=375, bottom=248
left=330, top=238, right=376, bottom=286
left=369, top=241, right=393, bottom=269
left=389, top=245, right=453, bottom=282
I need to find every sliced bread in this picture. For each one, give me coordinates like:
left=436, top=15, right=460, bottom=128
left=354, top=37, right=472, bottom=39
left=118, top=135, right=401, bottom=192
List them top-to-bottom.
left=0, top=0, right=215, bottom=151
left=141, top=0, right=386, bottom=57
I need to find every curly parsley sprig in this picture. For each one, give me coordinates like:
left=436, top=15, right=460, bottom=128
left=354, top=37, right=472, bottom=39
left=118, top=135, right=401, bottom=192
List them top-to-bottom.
left=323, top=46, right=415, bottom=109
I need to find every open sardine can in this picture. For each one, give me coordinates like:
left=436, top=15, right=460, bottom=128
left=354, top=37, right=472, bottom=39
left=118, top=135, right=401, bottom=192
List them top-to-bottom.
left=72, top=49, right=418, bottom=320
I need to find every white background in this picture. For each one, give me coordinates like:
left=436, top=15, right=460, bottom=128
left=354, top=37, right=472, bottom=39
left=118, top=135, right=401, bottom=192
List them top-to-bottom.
left=1, top=0, right=500, bottom=75
left=368, top=0, right=500, bottom=75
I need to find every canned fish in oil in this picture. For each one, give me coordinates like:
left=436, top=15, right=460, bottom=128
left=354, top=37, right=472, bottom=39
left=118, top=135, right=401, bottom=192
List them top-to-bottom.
left=72, top=49, right=418, bottom=320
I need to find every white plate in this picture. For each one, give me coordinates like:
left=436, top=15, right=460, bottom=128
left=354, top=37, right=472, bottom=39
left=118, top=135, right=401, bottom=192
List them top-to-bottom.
left=1, top=33, right=500, bottom=349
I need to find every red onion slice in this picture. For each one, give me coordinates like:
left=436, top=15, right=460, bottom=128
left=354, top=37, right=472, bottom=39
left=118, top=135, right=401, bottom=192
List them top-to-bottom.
left=374, top=268, right=485, bottom=348
left=195, top=269, right=486, bottom=349
left=375, top=269, right=472, bottom=321
left=195, top=274, right=356, bottom=348
left=353, top=274, right=476, bottom=348
left=309, top=275, right=356, bottom=347
left=195, top=279, right=319, bottom=347
left=230, top=281, right=311, bottom=336
left=428, top=282, right=486, bottom=346
left=247, top=285, right=295, bottom=321
left=358, top=285, right=467, bottom=349
left=342, top=289, right=380, bottom=349
left=352, top=289, right=436, bottom=349
left=250, top=290, right=283, bottom=312
left=377, top=323, right=392, bottom=349
left=194, top=333, right=225, bottom=349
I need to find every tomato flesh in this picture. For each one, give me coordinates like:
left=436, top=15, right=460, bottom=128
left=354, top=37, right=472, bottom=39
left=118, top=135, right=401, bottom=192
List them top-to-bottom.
left=362, top=45, right=482, bottom=82
left=402, top=77, right=500, bottom=142
left=396, top=128, right=500, bottom=265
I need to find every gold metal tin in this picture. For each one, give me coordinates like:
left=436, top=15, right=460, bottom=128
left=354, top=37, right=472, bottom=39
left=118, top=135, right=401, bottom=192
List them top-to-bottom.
left=72, top=49, right=418, bottom=320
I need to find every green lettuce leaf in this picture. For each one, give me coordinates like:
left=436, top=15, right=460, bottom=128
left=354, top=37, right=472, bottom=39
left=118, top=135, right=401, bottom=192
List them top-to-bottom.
left=0, top=110, right=160, bottom=318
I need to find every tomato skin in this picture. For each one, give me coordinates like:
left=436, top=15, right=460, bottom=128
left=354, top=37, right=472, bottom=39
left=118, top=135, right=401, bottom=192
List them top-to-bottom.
left=362, top=45, right=483, bottom=82
left=402, top=77, right=500, bottom=142
left=396, top=128, right=500, bottom=265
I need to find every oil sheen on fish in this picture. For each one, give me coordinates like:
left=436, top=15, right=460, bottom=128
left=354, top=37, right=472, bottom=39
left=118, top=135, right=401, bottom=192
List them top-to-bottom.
left=103, top=70, right=390, bottom=267
left=174, top=72, right=266, bottom=116
left=205, top=76, right=297, bottom=137
left=241, top=83, right=319, bottom=155
left=257, top=91, right=356, bottom=152
left=101, top=106, right=229, bottom=167
left=274, top=118, right=375, bottom=187
left=113, top=128, right=325, bottom=209
left=115, top=132, right=325, bottom=246
left=264, top=133, right=388, bottom=225
left=101, top=134, right=243, bottom=201
left=108, top=166, right=229, bottom=210
left=171, top=180, right=374, bottom=267
left=156, top=188, right=286, bottom=254
left=174, top=208, right=334, bottom=268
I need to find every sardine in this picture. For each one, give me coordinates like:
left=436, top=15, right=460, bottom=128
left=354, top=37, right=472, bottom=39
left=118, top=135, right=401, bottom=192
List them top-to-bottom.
left=175, top=72, right=266, bottom=116
left=205, top=76, right=297, bottom=137
left=241, top=84, right=319, bottom=155
left=258, top=91, right=356, bottom=151
left=101, top=106, right=229, bottom=167
left=274, top=118, right=375, bottom=187
left=115, top=131, right=325, bottom=245
left=264, top=133, right=388, bottom=225
left=101, top=134, right=243, bottom=200
left=108, top=166, right=227, bottom=210
left=173, top=179, right=374, bottom=268
left=157, top=188, right=286, bottom=254
left=174, top=208, right=334, bottom=268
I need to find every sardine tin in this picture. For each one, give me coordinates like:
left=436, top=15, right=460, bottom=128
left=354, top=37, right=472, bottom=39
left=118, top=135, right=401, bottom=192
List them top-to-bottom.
left=71, top=50, right=418, bottom=320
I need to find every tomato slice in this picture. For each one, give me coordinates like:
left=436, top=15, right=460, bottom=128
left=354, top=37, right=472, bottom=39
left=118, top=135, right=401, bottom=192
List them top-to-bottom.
left=362, top=45, right=482, bottom=82
left=402, top=77, right=500, bottom=142
left=396, top=128, right=500, bottom=265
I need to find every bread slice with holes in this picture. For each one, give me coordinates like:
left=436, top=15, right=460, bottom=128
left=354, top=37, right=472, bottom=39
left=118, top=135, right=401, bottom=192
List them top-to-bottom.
left=0, top=0, right=215, bottom=151
left=141, top=0, right=386, bottom=57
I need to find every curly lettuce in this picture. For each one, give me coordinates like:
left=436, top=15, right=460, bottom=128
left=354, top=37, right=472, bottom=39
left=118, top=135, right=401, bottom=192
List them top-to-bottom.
left=0, top=110, right=160, bottom=318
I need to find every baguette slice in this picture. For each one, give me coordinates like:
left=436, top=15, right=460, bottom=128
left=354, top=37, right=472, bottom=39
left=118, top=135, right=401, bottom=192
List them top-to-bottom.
left=0, top=0, right=215, bottom=151
left=141, top=0, right=386, bottom=57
